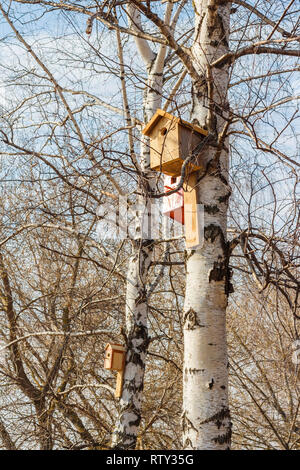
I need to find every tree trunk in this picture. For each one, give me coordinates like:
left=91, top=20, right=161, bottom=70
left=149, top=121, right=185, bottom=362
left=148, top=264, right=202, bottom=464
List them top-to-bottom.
left=182, top=0, right=232, bottom=450
left=111, top=4, right=168, bottom=448
left=111, top=124, right=157, bottom=452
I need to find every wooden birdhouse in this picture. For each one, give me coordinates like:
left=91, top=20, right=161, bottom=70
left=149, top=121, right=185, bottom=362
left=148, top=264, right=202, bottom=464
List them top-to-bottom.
left=142, top=109, right=208, bottom=177
left=104, top=343, right=126, bottom=371
left=104, top=343, right=126, bottom=399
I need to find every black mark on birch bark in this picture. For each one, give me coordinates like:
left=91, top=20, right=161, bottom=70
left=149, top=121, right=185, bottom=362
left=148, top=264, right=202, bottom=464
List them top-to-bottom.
left=218, top=192, right=231, bottom=204
left=204, top=204, right=219, bottom=214
left=204, top=224, right=223, bottom=243
left=204, top=225, right=234, bottom=295
left=209, top=259, right=226, bottom=282
left=135, top=290, right=146, bottom=307
left=183, top=308, right=204, bottom=330
left=186, top=368, right=205, bottom=375
left=208, top=378, right=214, bottom=389
left=125, top=380, right=144, bottom=395
left=200, top=406, right=231, bottom=426
left=182, top=411, right=198, bottom=433
left=212, top=428, right=232, bottom=445
left=183, top=437, right=194, bottom=450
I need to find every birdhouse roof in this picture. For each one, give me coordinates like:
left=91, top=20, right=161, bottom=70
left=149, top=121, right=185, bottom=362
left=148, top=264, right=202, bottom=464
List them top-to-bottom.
left=142, top=109, right=208, bottom=137
left=105, top=343, right=126, bottom=352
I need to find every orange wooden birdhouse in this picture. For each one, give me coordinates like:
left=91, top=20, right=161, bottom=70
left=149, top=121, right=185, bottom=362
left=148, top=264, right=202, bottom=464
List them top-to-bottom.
left=142, top=109, right=208, bottom=177
left=104, top=343, right=126, bottom=371
left=104, top=343, right=126, bottom=398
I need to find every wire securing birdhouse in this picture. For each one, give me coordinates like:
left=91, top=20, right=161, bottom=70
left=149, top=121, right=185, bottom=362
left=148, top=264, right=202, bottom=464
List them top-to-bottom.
left=142, top=109, right=208, bottom=177
left=162, top=176, right=184, bottom=224
left=104, top=343, right=126, bottom=371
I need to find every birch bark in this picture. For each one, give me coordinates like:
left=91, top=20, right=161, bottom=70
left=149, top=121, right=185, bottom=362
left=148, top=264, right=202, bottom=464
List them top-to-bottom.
left=182, top=0, right=233, bottom=450
left=112, top=4, right=172, bottom=449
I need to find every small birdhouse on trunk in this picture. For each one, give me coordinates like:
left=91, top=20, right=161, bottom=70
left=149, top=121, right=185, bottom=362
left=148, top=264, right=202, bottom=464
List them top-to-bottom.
left=142, top=109, right=208, bottom=177
left=104, top=343, right=126, bottom=371
left=104, top=343, right=126, bottom=399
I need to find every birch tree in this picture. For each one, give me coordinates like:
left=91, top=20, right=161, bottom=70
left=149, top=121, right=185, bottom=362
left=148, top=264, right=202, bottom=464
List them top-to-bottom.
left=0, top=0, right=299, bottom=451
left=118, top=0, right=299, bottom=450
left=179, top=0, right=232, bottom=450
left=110, top=5, right=168, bottom=449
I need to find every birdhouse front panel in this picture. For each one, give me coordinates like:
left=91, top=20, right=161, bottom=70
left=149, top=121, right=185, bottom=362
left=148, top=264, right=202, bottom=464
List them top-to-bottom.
left=142, top=109, right=208, bottom=177
left=149, top=116, right=181, bottom=176
left=104, top=343, right=126, bottom=371
left=104, top=344, right=113, bottom=369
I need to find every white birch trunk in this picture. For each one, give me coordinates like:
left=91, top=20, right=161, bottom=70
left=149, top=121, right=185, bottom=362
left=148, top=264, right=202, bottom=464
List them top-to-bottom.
left=182, top=0, right=232, bottom=450
left=112, top=4, right=171, bottom=449
left=111, top=137, right=154, bottom=449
